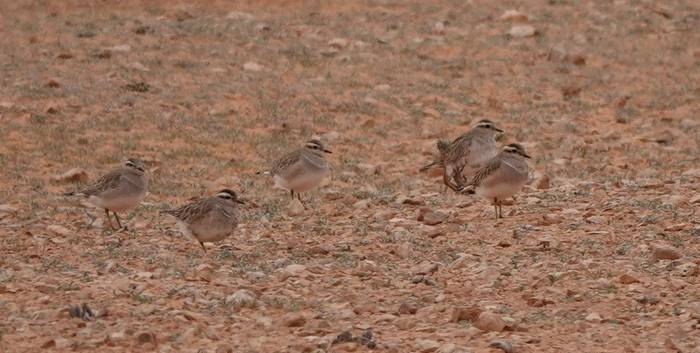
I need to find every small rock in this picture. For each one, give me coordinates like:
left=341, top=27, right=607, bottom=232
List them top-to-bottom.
left=499, top=9, right=528, bottom=22
left=226, top=11, right=255, bottom=21
left=433, top=21, right=446, bottom=35
left=508, top=25, right=536, bottom=37
left=328, top=38, right=349, bottom=48
left=110, top=44, right=131, bottom=52
left=243, top=61, right=263, bottom=72
left=46, top=78, right=61, bottom=88
left=562, top=85, right=582, bottom=99
left=423, top=107, right=441, bottom=118
left=535, top=175, right=550, bottom=189
left=689, top=194, right=700, bottom=204
left=287, top=199, right=305, bottom=216
left=353, top=199, right=370, bottom=209
left=0, top=204, right=18, bottom=215
left=422, top=211, right=447, bottom=226
left=664, top=223, right=686, bottom=231
left=47, top=225, right=74, bottom=237
left=651, top=244, right=681, bottom=261
left=412, top=261, right=438, bottom=275
left=675, top=262, right=699, bottom=277
left=195, top=264, right=214, bottom=282
left=246, top=271, right=266, bottom=281
left=619, top=273, right=640, bottom=284
left=36, top=283, right=57, bottom=294
left=225, top=289, right=257, bottom=308
left=636, top=295, right=660, bottom=305
left=398, top=302, right=418, bottom=315
left=450, top=306, right=481, bottom=323
left=283, top=312, right=307, bottom=327
left=474, top=312, right=506, bottom=332
left=585, top=312, right=602, bottom=322
left=396, top=316, right=417, bottom=330
left=136, top=331, right=156, bottom=345
left=415, top=339, right=440, bottom=353
left=489, top=339, right=515, bottom=353
left=436, top=343, right=471, bottom=353
left=215, top=344, right=234, bottom=353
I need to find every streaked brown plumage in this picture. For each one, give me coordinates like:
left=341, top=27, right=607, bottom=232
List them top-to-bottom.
left=420, top=120, right=503, bottom=191
left=257, top=139, right=331, bottom=208
left=460, top=143, right=531, bottom=219
left=65, top=158, right=148, bottom=230
left=164, top=189, right=244, bottom=252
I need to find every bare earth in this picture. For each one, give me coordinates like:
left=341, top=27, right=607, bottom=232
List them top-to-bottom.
left=1, top=0, right=699, bottom=352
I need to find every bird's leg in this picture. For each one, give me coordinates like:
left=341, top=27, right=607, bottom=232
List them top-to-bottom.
left=290, top=190, right=295, bottom=199
left=297, top=193, right=307, bottom=210
left=493, top=199, right=499, bottom=220
left=498, top=201, right=503, bottom=218
left=104, top=209, right=115, bottom=230
left=85, top=210, right=96, bottom=228
left=113, top=213, right=128, bottom=232
left=199, top=241, right=207, bottom=253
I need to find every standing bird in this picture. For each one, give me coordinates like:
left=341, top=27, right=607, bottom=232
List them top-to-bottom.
left=420, top=119, right=503, bottom=192
left=256, top=139, right=331, bottom=208
left=459, top=143, right=531, bottom=219
left=65, top=158, right=148, bottom=230
left=163, top=189, right=245, bottom=252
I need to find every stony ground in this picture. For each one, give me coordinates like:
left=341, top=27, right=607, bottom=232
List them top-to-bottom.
left=1, top=0, right=699, bottom=352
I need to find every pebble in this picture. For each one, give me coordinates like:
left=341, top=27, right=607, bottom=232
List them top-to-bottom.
left=499, top=9, right=529, bottom=22
left=226, top=11, right=255, bottom=21
left=508, top=25, right=536, bottom=37
left=328, top=38, right=349, bottom=48
left=110, top=44, right=131, bottom=52
left=243, top=61, right=263, bottom=72
left=422, top=211, right=447, bottom=226
left=47, top=225, right=74, bottom=237
left=651, top=244, right=681, bottom=261
left=412, top=261, right=438, bottom=275
left=619, top=273, right=640, bottom=284
left=225, top=289, right=257, bottom=308
left=398, top=302, right=418, bottom=315
left=450, top=306, right=481, bottom=322
left=474, top=311, right=506, bottom=332
left=282, top=312, right=307, bottom=327
left=585, top=312, right=602, bottom=322
left=415, top=339, right=440, bottom=353
left=489, top=339, right=515, bottom=353
left=436, top=343, right=471, bottom=353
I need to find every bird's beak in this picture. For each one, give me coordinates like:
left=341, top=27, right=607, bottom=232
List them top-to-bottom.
left=494, top=127, right=504, bottom=133
left=323, top=149, right=333, bottom=154
left=523, top=153, right=531, bottom=159
left=235, top=199, right=246, bottom=204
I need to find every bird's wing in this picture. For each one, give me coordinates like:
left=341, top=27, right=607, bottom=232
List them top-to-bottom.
left=467, top=157, right=502, bottom=188
left=78, top=168, right=124, bottom=196
left=165, top=198, right=214, bottom=223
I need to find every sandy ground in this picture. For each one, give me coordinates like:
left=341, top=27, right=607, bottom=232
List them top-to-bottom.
left=1, top=0, right=699, bottom=352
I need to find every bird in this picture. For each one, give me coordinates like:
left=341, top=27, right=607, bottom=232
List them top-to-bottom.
left=420, top=119, right=503, bottom=192
left=256, top=139, right=331, bottom=208
left=458, top=143, right=531, bottom=219
left=65, top=158, right=148, bottom=230
left=163, top=189, right=245, bottom=252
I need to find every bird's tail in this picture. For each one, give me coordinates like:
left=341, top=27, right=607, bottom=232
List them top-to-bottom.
left=419, top=161, right=438, bottom=172
left=255, top=170, right=271, bottom=176
left=458, top=185, right=476, bottom=194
